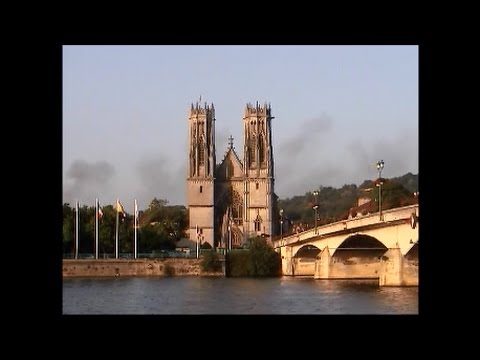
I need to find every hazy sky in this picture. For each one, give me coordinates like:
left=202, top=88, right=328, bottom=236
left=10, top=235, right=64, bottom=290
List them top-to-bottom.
left=63, top=45, right=418, bottom=211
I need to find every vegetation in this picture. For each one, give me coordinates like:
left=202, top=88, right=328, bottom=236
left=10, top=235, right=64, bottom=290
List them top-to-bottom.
left=62, top=173, right=417, bottom=258
left=278, top=173, right=418, bottom=229
left=62, top=197, right=188, bottom=257
left=226, top=237, right=281, bottom=277
left=200, top=251, right=222, bottom=272
left=163, top=263, right=175, bottom=277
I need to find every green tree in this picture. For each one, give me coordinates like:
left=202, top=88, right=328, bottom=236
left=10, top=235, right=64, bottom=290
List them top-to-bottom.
left=277, top=173, right=418, bottom=228
left=370, top=179, right=416, bottom=210
left=137, top=197, right=188, bottom=254
left=63, top=203, right=74, bottom=255
left=79, top=205, right=94, bottom=255
left=98, top=205, right=116, bottom=257
left=138, top=223, right=176, bottom=253
left=227, top=237, right=280, bottom=277
left=246, top=237, right=281, bottom=276
left=226, top=250, right=249, bottom=277
left=201, top=251, right=222, bottom=272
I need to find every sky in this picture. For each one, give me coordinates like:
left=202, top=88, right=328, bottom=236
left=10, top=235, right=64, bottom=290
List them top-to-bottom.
left=63, top=45, right=418, bottom=212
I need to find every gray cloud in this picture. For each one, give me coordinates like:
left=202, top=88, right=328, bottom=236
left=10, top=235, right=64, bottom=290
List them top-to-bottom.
left=279, top=114, right=333, bottom=159
left=275, top=126, right=418, bottom=199
left=136, top=154, right=186, bottom=207
left=63, top=160, right=115, bottom=204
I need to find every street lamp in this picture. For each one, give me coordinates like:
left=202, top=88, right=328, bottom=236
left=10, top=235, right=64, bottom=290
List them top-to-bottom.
left=376, top=160, right=385, bottom=220
left=313, top=190, right=319, bottom=234
left=279, top=209, right=284, bottom=241
left=227, top=219, right=232, bottom=253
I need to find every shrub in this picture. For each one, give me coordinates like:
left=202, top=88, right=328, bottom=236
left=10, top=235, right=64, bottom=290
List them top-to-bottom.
left=227, top=237, right=281, bottom=277
left=200, top=251, right=222, bottom=272
left=163, top=263, right=175, bottom=277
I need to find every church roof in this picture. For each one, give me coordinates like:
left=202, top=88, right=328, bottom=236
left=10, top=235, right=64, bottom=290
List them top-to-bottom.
left=217, top=135, right=243, bottom=172
left=217, top=146, right=243, bottom=175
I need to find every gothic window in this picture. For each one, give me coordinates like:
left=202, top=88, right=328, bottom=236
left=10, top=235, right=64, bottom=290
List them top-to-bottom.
left=259, top=133, right=265, bottom=164
left=199, top=138, right=205, bottom=165
left=232, top=189, right=243, bottom=226
left=254, top=215, right=262, bottom=232
left=232, top=230, right=241, bottom=248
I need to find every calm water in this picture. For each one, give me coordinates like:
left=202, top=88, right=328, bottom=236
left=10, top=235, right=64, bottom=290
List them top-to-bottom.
left=63, top=277, right=418, bottom=315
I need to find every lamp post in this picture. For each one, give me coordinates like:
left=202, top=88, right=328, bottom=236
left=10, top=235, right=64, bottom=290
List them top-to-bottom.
left=376, top=160, right=385, bottom=221
left=313, top=190, right=319, bottom=234
left=279, top=209, right=284, bottom=242
left=227, top=219, right=232, bottom=252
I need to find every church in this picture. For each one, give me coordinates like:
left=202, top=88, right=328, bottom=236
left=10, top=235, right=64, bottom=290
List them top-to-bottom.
left=186, top=100, right=278, bottom=249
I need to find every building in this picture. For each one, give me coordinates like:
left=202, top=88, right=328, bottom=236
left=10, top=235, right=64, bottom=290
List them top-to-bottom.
left=186, top=100, right=277, bottom=249
left=348, top=188, right=375, bottom=219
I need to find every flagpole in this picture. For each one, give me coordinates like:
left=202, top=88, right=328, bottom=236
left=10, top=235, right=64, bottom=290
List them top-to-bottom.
left=95, top=198, right=99, bottom=260
left=115, top=198, right=119, bottom=259
left=134, top=199, right=138, bottom=259
left=75, top=200, right=79, bottom=259
left=196, top=224, right=199, bottom=259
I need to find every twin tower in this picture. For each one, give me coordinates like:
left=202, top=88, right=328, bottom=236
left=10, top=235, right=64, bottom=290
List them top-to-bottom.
left=187, top=100, right=277, bottom=249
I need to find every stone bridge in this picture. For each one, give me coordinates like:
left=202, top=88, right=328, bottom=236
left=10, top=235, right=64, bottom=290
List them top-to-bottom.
left=273, top=205, right=419, bottom=286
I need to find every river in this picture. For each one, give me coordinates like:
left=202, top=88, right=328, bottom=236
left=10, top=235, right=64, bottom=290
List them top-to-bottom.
left=63, top=276, right=418, bottom=315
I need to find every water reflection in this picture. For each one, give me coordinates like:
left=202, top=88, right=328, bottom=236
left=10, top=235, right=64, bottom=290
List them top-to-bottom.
left=63, top=276, right=418, bottom=315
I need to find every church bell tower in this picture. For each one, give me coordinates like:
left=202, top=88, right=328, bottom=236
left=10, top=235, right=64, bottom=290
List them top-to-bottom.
left=187, top=100, right=216, bottom=248
left=243, top=101, right=275, bottom=239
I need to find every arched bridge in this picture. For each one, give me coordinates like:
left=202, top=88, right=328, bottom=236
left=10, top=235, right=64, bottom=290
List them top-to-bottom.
left=273, top=205, right=419, bottom=286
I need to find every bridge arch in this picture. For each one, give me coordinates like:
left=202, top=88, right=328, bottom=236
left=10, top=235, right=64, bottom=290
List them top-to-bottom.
left=333, top=234, right=388, bottom=263
left=405, top=242, right=418, bottom=261
left=292, top=244, right=321, bottom=276
left=294, top=244, right=321, bottom=258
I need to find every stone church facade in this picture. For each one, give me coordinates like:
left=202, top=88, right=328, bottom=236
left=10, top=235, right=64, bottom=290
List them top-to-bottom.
left=186, top=100, right=277, bottom=249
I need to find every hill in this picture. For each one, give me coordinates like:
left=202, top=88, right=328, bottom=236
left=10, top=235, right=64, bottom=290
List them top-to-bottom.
left=278, top=172, right=418, bottom=228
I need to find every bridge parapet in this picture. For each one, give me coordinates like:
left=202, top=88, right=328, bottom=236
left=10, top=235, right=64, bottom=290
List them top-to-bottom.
left=273, top=204, right=418, bottom=249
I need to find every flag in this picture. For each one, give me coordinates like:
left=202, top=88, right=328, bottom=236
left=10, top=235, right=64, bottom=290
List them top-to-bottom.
left=116, top=199, right=126, bottom=218
left=134, top=199, right=139, bottom=223
left=98, top=207, right=103, bottom=220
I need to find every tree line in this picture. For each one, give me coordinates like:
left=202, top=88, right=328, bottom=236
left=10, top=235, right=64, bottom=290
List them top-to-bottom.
left=278, top=172, right=418, bottom=229
left=63, top=173, right=417, bottom=254
left=62, top=198, right=188, bottom=257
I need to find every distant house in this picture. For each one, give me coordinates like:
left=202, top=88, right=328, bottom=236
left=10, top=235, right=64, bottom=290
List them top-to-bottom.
left=348, top=189, right=376, bottom=219
left=175, top=238, right=196, bottom=255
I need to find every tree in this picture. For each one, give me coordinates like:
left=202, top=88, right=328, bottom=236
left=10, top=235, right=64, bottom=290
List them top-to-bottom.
left=276, top=173, right=418, bottom=228
left=370, top=179, right=415, bottom=210
left=63, top=203, right=74, bottom=254
left=79, top=205, right=94, bottom=254
left=98, top=205, right=116, bottom=257
left=226, top=237, right=280, bottom=277
left=246, top=237, right=281, bottom=276
left=201, top=251, right=222, bottom=272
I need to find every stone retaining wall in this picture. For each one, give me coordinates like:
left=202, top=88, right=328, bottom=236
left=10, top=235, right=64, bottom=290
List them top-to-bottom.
left=63, top=259, right=223, bottom=277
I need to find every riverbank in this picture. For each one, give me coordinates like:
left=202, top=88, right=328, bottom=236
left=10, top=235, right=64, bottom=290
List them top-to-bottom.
left=63, top=258, right=224, bottom=277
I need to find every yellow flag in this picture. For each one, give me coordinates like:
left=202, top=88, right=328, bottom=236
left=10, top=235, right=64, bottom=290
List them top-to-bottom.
left=116, top=199, right=126, bottom=216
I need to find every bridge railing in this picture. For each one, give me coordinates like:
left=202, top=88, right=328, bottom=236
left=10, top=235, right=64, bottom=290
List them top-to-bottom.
left=274, top=204, right=418, bottom=247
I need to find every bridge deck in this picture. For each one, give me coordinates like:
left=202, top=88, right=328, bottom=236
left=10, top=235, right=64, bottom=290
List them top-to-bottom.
left=274, top=204, right=418, bottom=248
